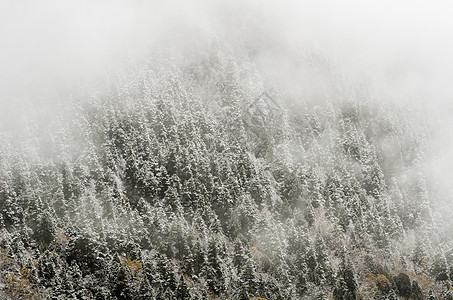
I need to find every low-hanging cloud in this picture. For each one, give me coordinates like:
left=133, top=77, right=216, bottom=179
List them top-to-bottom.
left=1, top=0, right=453, bottom=210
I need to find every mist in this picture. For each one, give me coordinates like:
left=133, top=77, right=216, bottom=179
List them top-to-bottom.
left=2, top=0, right=453, bottom=298
left=3, top=0, right=453, bottom=197
left=3, top=0, right=453, bottom=100
left=3, top=1, right=453, bottom=114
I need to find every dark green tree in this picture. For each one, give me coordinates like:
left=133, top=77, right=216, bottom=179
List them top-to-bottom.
left=334, top=253, right=356, bottom=300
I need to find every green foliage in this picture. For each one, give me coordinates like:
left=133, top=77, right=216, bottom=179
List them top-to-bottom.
left=0, top=27, right=444, bottom=299
left=432, top=252, right=450, bottom=282
left=334, top=253, right=357, bottom=300
left=394, top=273, right=412, bottom=298
left=411, top=281, right=424, bottom=300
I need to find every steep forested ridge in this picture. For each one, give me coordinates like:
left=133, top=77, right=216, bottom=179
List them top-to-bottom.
left=0, top=34, right=452, bottom=299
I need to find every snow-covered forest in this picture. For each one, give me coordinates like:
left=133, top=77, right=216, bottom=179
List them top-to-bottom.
left=1, top=1, right=453, bottom=299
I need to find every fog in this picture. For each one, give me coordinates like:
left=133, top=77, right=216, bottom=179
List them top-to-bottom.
left=1, top=0, right=453, bottom=208
left=2, top=0, right=453, bottom=101
left=3, top=2, right=453, bottom=297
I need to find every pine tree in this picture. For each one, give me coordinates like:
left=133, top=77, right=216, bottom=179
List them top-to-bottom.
left=34, top=210, right=56, bottom=248
left=315, top=237, right=334, bottom=285
left=206, top=238, right=224, bottom=296
left=192, top=239, right=205, bottom=279
left=412, top=239, right=427, bottom=267
left=432, top=252, right=450, bottom=282
left=334, top=253, right=357, bottom=300
left=156, top=255, right=177, bottom=293
left=241, top=255, right=257, bottom=297
left=394, top=273, right=411, bottom=298
left=176, top=275, right=191, bottom=299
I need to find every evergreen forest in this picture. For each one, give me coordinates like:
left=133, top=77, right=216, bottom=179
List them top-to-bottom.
left=1, top=1, right=453, bottom=299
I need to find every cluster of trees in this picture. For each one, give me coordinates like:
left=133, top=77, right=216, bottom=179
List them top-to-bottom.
left=0, top=43, right=452, bottom=299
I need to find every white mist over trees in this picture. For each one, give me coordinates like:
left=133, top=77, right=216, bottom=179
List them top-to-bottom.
left=1, top=0, right=453, bottom=299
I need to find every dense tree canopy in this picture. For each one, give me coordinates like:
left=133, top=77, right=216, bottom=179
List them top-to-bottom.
left=1, top=15, right=452, bottom=300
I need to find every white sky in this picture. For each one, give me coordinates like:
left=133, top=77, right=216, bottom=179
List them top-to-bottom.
left=1, top=0, right=453, bottom=185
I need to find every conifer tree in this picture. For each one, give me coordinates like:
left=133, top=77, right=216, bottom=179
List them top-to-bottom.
left=206, top=238, right=224, bottom=295
left=334, top=253, right=356, bottom=300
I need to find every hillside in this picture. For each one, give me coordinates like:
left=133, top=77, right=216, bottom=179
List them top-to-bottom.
left=1, top=2, right=453, bottom=299
left=1, top=45, right=452, bottom=299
